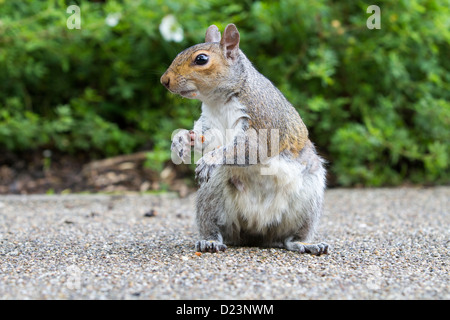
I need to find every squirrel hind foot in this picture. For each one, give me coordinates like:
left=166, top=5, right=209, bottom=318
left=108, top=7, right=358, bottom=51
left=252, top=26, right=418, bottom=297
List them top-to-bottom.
left=195, top=240, right=227, bottom=253
left=284, top=241, right=329, bottom=255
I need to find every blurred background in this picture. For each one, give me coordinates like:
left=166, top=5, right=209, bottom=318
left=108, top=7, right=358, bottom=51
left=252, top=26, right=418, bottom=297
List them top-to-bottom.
left=0, top=0, right=448, bottom=195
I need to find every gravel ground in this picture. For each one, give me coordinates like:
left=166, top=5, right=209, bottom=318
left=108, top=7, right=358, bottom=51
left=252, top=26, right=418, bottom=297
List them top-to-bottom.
left=0, top=187, right=448, bottom=300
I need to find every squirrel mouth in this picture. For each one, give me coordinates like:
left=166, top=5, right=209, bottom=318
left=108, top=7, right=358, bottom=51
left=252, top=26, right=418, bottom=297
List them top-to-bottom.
left=179, top=89, right=197, bottom=97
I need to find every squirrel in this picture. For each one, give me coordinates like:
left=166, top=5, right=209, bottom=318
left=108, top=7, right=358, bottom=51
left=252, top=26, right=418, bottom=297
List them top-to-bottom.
left=161, top=24, right=329, bottom=255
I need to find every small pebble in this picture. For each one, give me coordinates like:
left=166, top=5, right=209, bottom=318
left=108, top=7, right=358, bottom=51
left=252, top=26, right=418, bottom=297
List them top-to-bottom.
left=143, top=209, right=157, bottom=217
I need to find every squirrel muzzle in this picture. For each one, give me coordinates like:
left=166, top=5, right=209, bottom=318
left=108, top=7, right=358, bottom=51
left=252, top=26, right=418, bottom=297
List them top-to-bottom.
left=160, top=72, right=171, bottom=90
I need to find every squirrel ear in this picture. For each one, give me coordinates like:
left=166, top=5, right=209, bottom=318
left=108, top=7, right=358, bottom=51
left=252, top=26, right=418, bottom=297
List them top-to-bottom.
left=220, top=24, right=240, bottom=61
left=205, top=25, right=221, bottom=43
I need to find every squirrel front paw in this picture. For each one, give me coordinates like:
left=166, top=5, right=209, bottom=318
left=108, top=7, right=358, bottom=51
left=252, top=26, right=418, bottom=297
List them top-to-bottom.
left=171, top=129, right=195, bottom=164
left=195, top=150, right=222, bottom=184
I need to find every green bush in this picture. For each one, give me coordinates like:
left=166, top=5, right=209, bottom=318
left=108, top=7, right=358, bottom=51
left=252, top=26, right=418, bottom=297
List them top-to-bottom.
left=0, top=0, right=448, bottom=186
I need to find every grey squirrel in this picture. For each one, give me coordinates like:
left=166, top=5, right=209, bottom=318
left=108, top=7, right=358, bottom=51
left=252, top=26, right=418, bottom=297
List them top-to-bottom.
left=161, top=24, right=329, bottom=255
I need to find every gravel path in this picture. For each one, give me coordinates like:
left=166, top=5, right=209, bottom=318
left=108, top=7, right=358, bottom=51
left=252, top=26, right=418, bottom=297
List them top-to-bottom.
left=0, top=187, right=448, bottom=300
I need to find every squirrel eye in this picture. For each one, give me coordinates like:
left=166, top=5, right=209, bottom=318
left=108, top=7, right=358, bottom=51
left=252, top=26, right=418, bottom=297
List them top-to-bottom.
left=194, top=54, right=209, bottom=65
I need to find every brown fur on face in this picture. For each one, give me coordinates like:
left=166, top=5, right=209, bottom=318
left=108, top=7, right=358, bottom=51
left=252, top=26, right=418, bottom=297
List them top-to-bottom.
left=161, top=43, right=231, bottom=99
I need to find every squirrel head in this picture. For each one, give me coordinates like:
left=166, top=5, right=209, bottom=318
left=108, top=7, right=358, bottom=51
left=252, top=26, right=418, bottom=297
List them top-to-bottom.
left=160, top=24, right=241, bottom=102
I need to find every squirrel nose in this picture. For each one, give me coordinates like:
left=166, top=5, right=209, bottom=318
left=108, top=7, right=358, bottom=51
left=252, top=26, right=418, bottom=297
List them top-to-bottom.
left=160, top=73, right=171, bottom=89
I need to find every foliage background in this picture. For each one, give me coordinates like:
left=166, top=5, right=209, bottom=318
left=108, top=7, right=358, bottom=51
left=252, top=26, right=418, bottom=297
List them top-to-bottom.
left=0, top=0, right=449, bottom=187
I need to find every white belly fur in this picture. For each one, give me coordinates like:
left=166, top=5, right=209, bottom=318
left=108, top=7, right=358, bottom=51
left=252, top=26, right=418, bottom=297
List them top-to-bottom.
left=218, top=155, right=325, bottom=235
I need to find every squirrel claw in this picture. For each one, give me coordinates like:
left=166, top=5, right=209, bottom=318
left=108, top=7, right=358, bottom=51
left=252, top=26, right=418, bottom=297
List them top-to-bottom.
left=195, top=152, right=220, bottom=184
left=195, top=160, right=216, bottom=184
left=195, top=240, right=227, bottom=253
left=285, top=241, right=330, bottom=255
left=302, top=242, right=329, bottom=255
